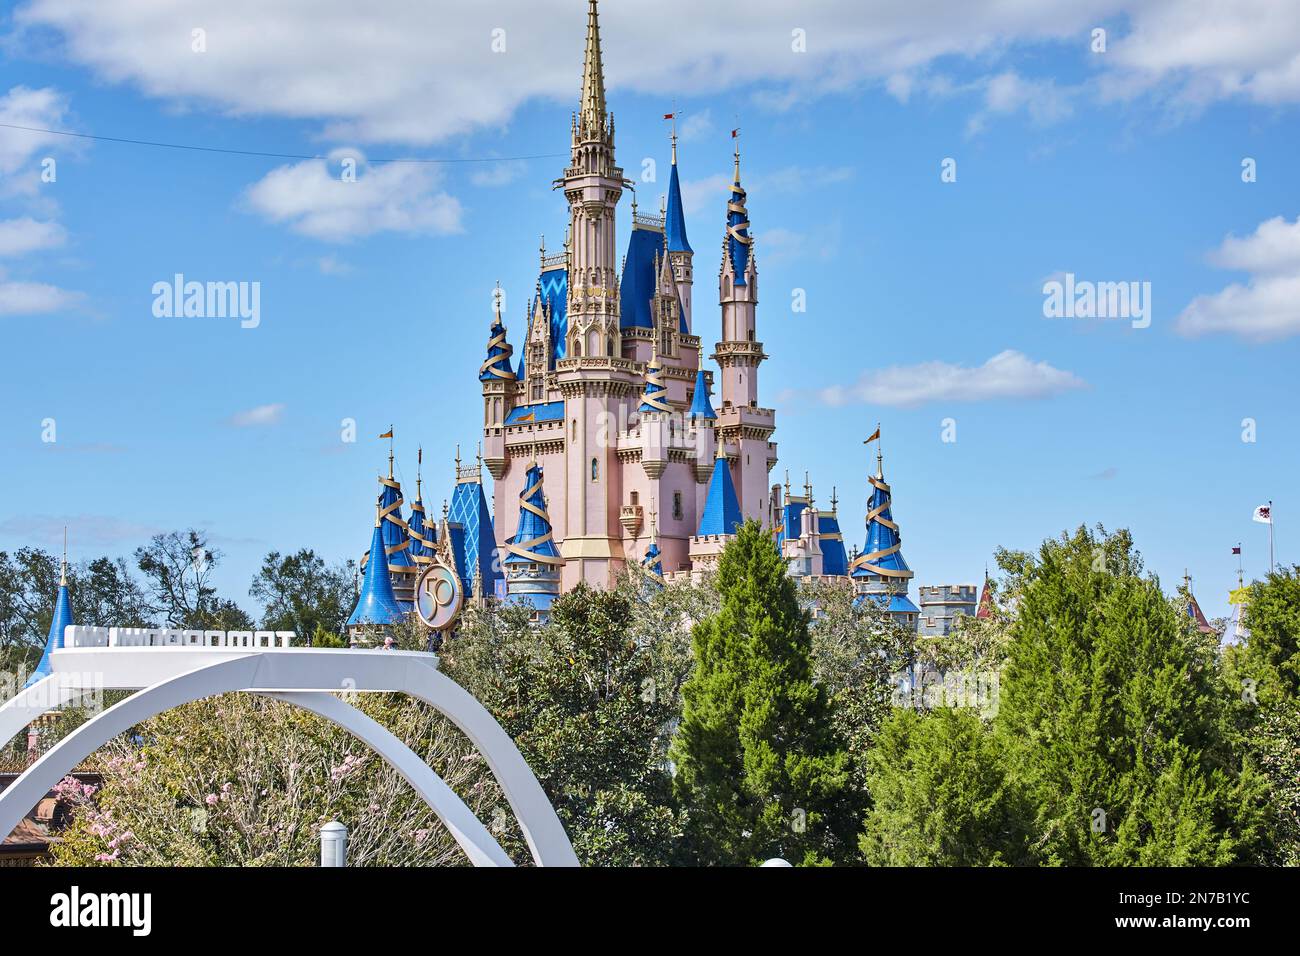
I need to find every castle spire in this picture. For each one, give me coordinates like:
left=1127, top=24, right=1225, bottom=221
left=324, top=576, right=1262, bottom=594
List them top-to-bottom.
left=578, top=0, right=607, bottom=139
left=665, top=133, right=692, bottom=255
left=725, top=144, right=752, bottom=284
left=480, top=283, right=516, bottom=382
left=639, top=347, right=672, bottom=413
left=688, top=367, right=717, bottom=420
left=851, top=437, right=911, bottom=578
left=408, top=446, right=435, bottom=565
left=698, top=447, right=743, bottom=537
left=347, top=501, right=406, bottom=629
left=25, top=529, right=75, bottom=688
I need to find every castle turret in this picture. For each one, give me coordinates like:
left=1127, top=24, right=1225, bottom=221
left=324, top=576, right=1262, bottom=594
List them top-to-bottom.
left=556, top=0, right=631, bottom=588
left=665, top=128, right=693, bottom=330
left=714, top=143, right=775, bottom=524
left=639, top=350, right=671, bottom=479
left=688, top=367, right=717, bottom=482
left=850, top=434, right=917, bottom=629
left=375, top=442, right=416, bottom=611
left=689, top=444, right=744, bottom=570
left=448, top=445, right=502, bottom=601
left=408, top=447, right=435, bottom=567
left=503, top=462, right=565, bottom=621
left=347, top=503, right=406, bottom=636
left=25, top=536, right=74, bottom=688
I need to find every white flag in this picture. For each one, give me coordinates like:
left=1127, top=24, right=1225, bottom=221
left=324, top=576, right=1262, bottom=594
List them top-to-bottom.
left=1253, top=504, right=1272, bottom=524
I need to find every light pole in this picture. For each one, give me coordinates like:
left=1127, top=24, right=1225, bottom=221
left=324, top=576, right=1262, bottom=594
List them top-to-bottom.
left=320, top=820, right=348, bottom=867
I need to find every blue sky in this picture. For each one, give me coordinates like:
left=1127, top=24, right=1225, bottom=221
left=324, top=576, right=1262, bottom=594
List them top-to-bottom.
left=1, top=0, right=1297, bottom=625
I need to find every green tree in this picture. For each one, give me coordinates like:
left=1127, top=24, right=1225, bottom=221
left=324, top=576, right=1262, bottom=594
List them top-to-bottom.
left=671, top=520, right=859, bottom=866
left=995, top=525, right=1268, bottom=865
left=250, top=549, right=357, bottom=642
left=442, top=581, right=684, bottom=866
left=860, top=707, right=1030, bottom=865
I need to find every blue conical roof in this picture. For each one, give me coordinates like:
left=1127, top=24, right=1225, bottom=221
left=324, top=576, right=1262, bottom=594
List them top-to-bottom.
left=725, top=155, right=751, bottom=285
left=666, top=158, right=692, bottom=254
left=480, top=314, right=516, bottom=382
left=640, top=356, right=672, bottom=413
left=688, top=368, right=716, bottom=419
left=698, top=453, right=743, bottom=537
left=504, top=464, right=563, bottom=566
left=850, top=464, right=913, bottom=582
left=378, top=475, right=415, bottom=573
left=449, top=476, right=502, bottom=596
left=408, top=492, right=434, bottom=565
left=347, top=520, right=405, bottom=627
left=642, top=540, right=663, bottom=579
left=25, top=575, right=74, bottom=688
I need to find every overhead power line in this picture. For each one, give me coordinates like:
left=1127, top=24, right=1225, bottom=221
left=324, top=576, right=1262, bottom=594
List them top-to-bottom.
left=0, top=122, right=566, bottom=165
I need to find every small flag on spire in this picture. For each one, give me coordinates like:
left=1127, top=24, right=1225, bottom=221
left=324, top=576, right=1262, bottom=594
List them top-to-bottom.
left=663, top=112, right=675, bottom=120
left=731, top=127, right=740, bottom=138
left=864, top=426, right=881, bottom=444
left=379, top=429, right=393, bottom=439
left=1253, top=504, right=1272, bottom=524
left=1232, top=545, right=1241, bottom=555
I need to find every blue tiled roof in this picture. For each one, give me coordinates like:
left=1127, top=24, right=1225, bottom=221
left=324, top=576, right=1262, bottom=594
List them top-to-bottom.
left=665, top=160, right=692, bottom=254
left=726, top=171, right=751, bottom=285
left=620, top=224, right=662, bottom=331
left=521, top=267, right=568, bottom=378
left=479, top=316, right=515, bottom=383
left=687, top=368, right=716, bottom=419
left=505, top=400, right=565, bottom=425
left=698, top=455, right=742, bottom=537
left=505, top=464, right=562, bottom=564
left=852, top=477, right=911, bottom=579
left=378, top=478, right=415, bottom=572
left=448, top=480, right=500, bottom=597
left=408, top=495, right=434, bottom=562
left=776, top=498, right=807, bottom=549
left=818, top=514, right=849, bottom=576
left=347, top=523, right=405, bottom=627
left=642, top=540, right=663, bottom=578
left=25, top=579, right=74, bottom=688
left=855, top=592, right=920, bottom=615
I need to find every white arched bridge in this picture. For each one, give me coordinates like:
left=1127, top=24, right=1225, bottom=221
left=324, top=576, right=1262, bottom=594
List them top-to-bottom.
left=0, top=626, right=579, bottom=867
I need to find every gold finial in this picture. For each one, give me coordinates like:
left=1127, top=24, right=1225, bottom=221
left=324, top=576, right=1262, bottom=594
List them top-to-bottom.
left=579, top=0, right=607, bottom=133
left=670, top=103, right=678, bottom=164
left=539, top=234, right=546, bottom=262
left=387, top=426, right=395, bottom=478
left=476, top=442, right=482, bottom=469
left=454, top=443, right=462, bottom=476
left=416, top=445, right=423, bottom=498
left=784, top=469, right=791, bottom=498
left=804, top=471, right=812, bottom=501
left=830, top=486, right=838, bottom=515
left=374, top=498, right=382, bottom=528
left=649, top=498, right=659, bottom=541
left=442, top=499, right=449, bottom=521
left=60, top=525, right=68, bottom=586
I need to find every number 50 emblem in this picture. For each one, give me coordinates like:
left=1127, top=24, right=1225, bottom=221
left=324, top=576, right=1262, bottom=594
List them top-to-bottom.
left=415, top=561, right=463, bottom=631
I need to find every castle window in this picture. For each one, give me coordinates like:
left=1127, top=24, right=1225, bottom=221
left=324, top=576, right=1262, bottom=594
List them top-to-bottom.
left=572, top=419, right=578, bottom=441
left=591, top=458, right=599, bottom=482
left=631, top=491, right=639, bottom=506
left=672, top=491, right=683, bottom=521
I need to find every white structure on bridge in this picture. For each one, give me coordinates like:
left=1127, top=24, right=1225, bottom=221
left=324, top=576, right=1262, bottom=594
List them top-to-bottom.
left=0, top=625, right=578, bottom=867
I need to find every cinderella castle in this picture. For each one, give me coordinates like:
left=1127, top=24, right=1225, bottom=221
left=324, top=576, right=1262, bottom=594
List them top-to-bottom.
left=346, top=0, right=923, bottom=632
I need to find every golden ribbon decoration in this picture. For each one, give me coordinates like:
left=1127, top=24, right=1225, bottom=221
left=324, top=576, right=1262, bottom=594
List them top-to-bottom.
left=479, top=324, right=515, bottom=379
left=503, top=473, right=565, bottom=567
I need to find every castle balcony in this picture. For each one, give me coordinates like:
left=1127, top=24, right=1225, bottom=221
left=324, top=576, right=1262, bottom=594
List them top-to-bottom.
left=619, top=505, right=643, bottom=537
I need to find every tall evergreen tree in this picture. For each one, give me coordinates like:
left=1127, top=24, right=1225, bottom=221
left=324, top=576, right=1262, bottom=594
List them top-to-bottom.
left=671, top=521, right=858, bottom=865
left=995, top=525, right=1268, bottom=865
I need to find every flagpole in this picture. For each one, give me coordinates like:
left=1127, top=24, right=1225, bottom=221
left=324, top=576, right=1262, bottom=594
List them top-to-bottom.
left=1269, top=499, right=1274, bottom=573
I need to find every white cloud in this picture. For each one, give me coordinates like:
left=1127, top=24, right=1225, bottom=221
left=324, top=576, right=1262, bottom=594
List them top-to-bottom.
left=24, top=0, right=1281, bottom=149
left=966, top=71, right=1076, bottom=136
left=0, top=85, right=69, bottom=195
left=243, top=152, right=462, bottom=242
left=1176, top=215, right=1300, bottom=342
left=0, top=217, right=65, bottom=256
left=0, top=277, right=83, bottom=315
left=820, top=349, right=1087, bottom=407
left=228, top=403, right=285, bottom=427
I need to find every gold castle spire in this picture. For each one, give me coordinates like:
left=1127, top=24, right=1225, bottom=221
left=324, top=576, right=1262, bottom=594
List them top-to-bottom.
left=579, top=0, right=607, bottom=136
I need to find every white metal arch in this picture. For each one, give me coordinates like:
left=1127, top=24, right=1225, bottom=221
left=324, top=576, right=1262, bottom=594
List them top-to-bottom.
left=0, top=649, right=578, bottom=866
